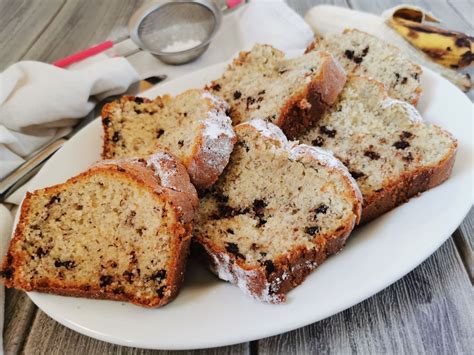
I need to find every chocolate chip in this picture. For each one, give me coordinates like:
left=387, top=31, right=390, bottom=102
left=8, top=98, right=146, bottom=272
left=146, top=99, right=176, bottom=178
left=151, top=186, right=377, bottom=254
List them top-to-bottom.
left=362, top=46, right=369, bottom=56
left=344, top=50, right=354, bottom=59
left=353, top=56, right=363, bottom=64
left=279, top=69, right=289, bottom=74
left=412, top=73, right=419, bottom=80
left=401, top=77, right=408, bottom=85
left=212, top=83, right=221, bottom=91
left=257, top=90, right=266, bottom=95
left=233, top=91, right=242, bottom=99
left=134, top=97, right=144, bottom=104
left=246, top=97, right=255, bottom=109
left=134, top=109, right=142, bottom=114
left=183, top=112, right=188, bottom=117
left=102, top=117, right=111, bottom=126
left=319, top=126, right=337, bottom=138
left=156, top=129, right=165, bottom=139
left=400, top=131, right=413, bottom=139
left=112, top=132, right=120, bottom=142
left=311, top=136, right=325, bottom=147
left=178, top=140, right=184, bottom=148
left=393, top=140, right=410, bottom=150
left=237, top=141, right=250, bottom=152
left=364, top=150, right=380, bottom=160
left=403, top=152, right=414, bottom=162
left=117, top=167, right=126, bottom=172
left=350, top=170, right=366, bottom=180
left=214, top=192, right=229, bottom=203
left=48, top=195, right=61, bottom=205
left=252, top=199, right=267, bottom=215
left=314, top=204, right=329, bottom=214
left=305, top=226, right=320, bottom=236
left=226, top=228, right=234, bottom=234
left=225, top=242, right=246, bottom=260
left=36, top=247, right=47, bottom=258
left=260, top=252, right=267, bottom=257
left=54, top=259, right=75, bottom=269
left=264, top=260, right=275, bottom=274
left=111, top=261, right=118, bottom=268
left=0, top=268, right=13, bottom=279
left=151, top=269, right=167, bottom=281
left=123, top=270, right=134, bottom=283
left=99, top=275, right=113, bottom=287
left=157, top=285, right=167, bottom=297
left=113, top=287, right=124, bottom=295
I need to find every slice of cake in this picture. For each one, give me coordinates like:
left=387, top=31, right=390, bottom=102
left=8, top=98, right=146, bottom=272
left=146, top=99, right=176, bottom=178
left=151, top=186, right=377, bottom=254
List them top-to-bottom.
left=306, top=29, right=422, bottom=105
left=207, top=44, right=347, bottom=138
left=299, top=76, right=457, bottom=223
left=101, top=89, right=236, bottom=190
left=193, top=119, right=362, bottom=303
left=0, top=152, right=199, bottom=308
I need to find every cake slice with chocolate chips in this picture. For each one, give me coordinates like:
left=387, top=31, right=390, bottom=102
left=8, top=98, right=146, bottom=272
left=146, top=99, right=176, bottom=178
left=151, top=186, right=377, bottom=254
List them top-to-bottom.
left=306, top=29, right=422, bottom=105
left=207, top=44, right=347, bottom=138
left=299, top=76, right=457, bottom=223
left=102, top=89, right=236, bottom=190
left=193, top=119, right=362, bottom=303
left=0, top=152, right=198, bottom=308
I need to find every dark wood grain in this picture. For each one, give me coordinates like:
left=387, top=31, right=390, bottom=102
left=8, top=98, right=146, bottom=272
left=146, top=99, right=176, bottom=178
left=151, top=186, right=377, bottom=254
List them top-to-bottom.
left=0, top=0, right=65, bottom=70
left=258, top=239, right=474, bottom=354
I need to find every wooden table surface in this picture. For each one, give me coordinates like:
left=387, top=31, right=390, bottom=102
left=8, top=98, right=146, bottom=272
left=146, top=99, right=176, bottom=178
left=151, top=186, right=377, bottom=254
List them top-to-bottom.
left=1, top=0, right=473, bottom=354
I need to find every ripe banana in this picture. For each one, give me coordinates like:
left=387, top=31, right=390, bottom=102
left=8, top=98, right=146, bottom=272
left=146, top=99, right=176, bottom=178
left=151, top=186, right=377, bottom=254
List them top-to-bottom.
left=388, top=11, right=473, bottom=69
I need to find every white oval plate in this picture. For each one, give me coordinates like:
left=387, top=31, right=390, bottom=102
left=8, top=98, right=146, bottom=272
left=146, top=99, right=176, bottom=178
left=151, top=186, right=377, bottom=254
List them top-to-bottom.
left=19, top=63, right=473, bottom=350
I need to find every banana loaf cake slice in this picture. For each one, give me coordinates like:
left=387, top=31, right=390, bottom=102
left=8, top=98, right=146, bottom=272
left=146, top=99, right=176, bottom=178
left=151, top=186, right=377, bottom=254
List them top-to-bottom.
left=306, top=29, right=422, bottom=105
left=207, top=44, right=347, bottom=138
left=299, top=76, right=457, bottom=223
left=102, top=89, right=236, bottom=190
left=193, top=119, right=362, bottom=303
left=0, top=152, right=198, bottom=307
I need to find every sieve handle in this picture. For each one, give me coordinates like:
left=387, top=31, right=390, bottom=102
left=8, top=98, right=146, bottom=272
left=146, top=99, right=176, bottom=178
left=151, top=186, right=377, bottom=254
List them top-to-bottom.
left=226, top=0, right=242, bottom=9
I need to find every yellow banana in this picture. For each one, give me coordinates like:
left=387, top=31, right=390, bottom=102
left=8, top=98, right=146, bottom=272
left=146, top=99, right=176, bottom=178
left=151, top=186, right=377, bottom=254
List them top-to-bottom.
left=388, top=14, right=473, bottom=69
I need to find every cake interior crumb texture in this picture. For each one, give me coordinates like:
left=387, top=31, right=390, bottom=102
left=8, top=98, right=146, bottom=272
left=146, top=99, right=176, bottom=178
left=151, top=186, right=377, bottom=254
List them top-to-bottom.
left=309, top=29, right=422, bottom=104
left=208, top=44, right=346, bottom=137
left=299, top=76, right=457, bottom=221
left=104, top=90, right=215, bottom=160
left=194, top=120, right=362, bottom=302
left=1, top=166, right=190, bottom=307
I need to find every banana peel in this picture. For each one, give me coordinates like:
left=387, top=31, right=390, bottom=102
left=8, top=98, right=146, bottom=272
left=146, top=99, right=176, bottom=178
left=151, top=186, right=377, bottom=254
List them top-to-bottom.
left=305, top=5, right=472, bottom=92
left=388, top=7, right=474, bottom=69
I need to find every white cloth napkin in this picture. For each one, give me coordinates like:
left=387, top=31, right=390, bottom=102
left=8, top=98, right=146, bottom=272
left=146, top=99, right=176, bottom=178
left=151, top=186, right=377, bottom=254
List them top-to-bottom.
left=0, top=1, right=313, bottom=350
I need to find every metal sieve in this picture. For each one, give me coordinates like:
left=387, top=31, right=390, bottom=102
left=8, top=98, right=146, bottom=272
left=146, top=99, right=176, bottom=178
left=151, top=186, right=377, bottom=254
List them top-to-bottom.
left=128, top=0, right=241, bottom=65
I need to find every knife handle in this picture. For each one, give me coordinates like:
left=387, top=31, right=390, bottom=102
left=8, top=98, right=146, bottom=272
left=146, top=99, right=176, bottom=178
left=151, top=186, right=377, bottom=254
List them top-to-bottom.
left=0, top=139, right=67, bottom=202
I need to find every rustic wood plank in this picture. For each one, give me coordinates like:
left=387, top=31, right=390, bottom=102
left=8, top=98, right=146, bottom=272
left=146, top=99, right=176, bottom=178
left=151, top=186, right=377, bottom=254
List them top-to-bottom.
left=0, top=0, right=65, bottom=70
left=22, top=0, right=145, bottom=64
left=453, top=207, right=474, bottom=283
left=258, top=238, right=474, bottom=354
left=3, top=289, right=37, bottom=355
left=22, top=309, right=249, bottom=355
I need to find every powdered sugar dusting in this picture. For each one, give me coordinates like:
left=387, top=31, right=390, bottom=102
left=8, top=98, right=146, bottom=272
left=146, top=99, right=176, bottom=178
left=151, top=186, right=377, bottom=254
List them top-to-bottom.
left=196, top=91, right=236, bottom=175
left=380, top=98, right=423, bottom=123
left=246, top=118, right=289, bottom=146
left=146, top=151, right=177, bottom=189
left=207, top=248, right=284, bottom=304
